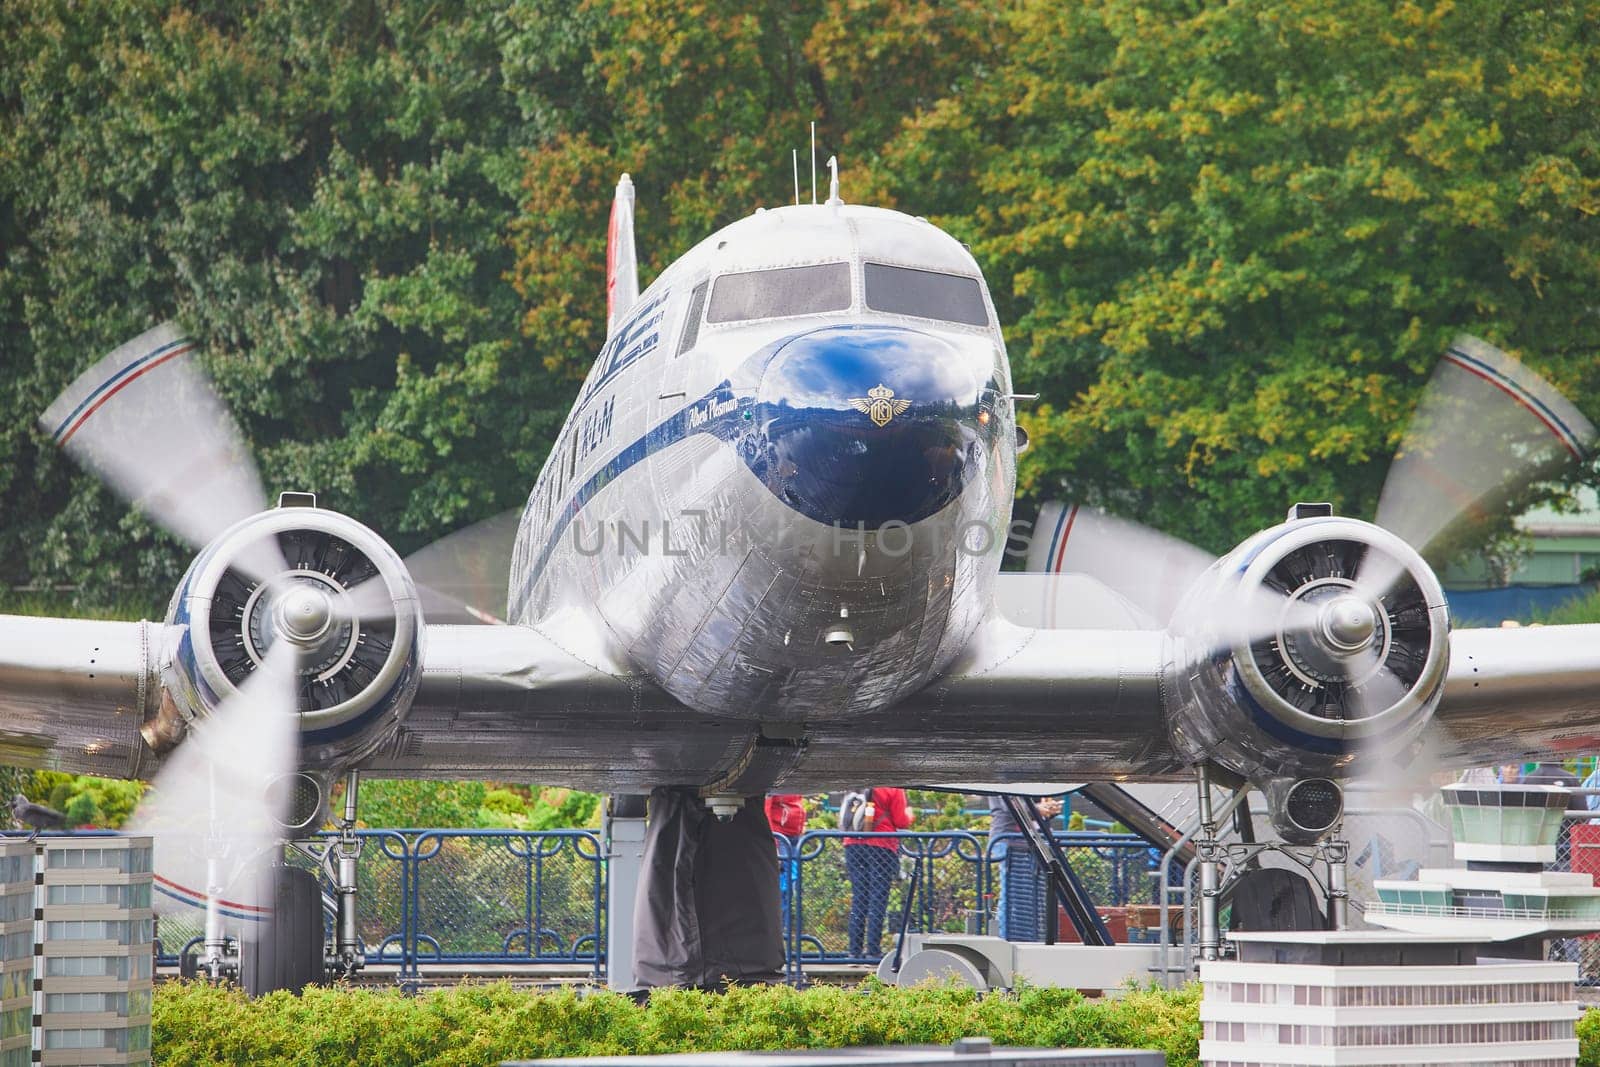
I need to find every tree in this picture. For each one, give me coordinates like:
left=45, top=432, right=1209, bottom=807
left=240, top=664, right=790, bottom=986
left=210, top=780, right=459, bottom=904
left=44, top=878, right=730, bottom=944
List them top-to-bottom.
left=0, top=0, right=576, bottom=606
left=5, top=0, right=1597, bottom=606
left=509, top=0, right=1003, bottom=383
left=869, top=0, right=1600, bottom=556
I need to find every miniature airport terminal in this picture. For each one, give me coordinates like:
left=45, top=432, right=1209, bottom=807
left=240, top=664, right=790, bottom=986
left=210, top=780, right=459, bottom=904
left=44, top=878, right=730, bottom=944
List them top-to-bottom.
left=1199, top=783, right=1588, bottom=1066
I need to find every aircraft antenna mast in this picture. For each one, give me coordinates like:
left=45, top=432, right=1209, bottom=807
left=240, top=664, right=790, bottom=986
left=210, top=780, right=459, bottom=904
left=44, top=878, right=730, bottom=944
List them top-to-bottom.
left=810, top=121, right=817, bottom=205
left=792, top=149, right=800, bottom=207
left=826, top=155, right=842, bottom=207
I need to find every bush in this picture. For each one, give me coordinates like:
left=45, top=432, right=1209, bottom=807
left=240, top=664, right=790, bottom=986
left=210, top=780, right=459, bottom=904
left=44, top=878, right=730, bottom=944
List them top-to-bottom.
left=152, top=980, right=1201, bottom=1067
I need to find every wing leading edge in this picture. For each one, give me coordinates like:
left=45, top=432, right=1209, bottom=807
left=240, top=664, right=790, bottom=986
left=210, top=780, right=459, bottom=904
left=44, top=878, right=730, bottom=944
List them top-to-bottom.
left=0, top=615, right=159, bottom=778
left=1434, top=622, right=1600, bottom=765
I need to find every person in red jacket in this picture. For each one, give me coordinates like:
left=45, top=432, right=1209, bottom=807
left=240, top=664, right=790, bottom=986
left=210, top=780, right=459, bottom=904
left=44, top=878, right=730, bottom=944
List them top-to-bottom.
left=842, top=787, right=914, bottom=959
left=766, top=794, right=806, bottom=941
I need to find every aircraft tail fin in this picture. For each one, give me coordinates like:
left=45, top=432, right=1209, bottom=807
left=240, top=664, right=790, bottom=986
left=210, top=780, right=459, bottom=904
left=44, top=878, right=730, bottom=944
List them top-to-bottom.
left=606, top=173, right=639, bottom=337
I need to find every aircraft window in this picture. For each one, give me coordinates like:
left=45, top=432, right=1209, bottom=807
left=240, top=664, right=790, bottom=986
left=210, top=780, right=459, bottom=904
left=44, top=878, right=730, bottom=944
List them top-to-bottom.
left=705, top=262, right=851, bottom=323
left=864, top=262, right=988, bottom=326
left=677, top=281, right=708, bottom=356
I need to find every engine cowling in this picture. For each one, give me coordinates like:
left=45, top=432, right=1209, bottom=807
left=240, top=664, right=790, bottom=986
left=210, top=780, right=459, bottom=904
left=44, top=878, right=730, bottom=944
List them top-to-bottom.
left=154, top=504, right=423, bottom=769
left=1165, top=516, right=1450, bottom=784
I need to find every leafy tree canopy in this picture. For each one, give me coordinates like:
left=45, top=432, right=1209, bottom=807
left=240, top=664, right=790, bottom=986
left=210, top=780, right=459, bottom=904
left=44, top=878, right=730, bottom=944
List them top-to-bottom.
left=3, top=0, right=1597, bottom=607
left=865, top=0, right=1600, bottom=553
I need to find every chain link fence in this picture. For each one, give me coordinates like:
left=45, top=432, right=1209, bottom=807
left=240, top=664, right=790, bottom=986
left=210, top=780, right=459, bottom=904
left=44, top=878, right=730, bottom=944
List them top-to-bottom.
left=145, top=827, right=1159, bottom=982
left=152, top=829, right=605, bottom=981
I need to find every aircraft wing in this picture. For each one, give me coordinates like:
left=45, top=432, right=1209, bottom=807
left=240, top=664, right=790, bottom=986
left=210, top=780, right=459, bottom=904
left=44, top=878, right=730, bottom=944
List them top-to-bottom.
left=0, top=611, right=748, bottom=788
left=0, top=615, right=159, bottom=779
left=358, top=620, right=752, bottom=787
left=1433, top=622, right=1600, bottom=765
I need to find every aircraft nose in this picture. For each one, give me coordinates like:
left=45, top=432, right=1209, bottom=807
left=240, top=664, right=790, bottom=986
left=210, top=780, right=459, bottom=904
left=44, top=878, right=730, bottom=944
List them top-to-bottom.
left=749, top=325, right=990, bottom=528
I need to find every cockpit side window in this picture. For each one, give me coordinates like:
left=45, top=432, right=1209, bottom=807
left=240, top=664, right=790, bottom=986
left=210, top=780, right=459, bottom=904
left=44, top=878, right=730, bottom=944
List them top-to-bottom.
left=705, top=262, right=852, bottom=324
left=863, top=262, right=989, bottom=327
left=677, top=281, right=708, bottom=356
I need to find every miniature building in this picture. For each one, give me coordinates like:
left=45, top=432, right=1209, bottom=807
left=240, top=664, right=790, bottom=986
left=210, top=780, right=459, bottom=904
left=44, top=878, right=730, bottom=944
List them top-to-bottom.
left=1201, top=784, right=1593, bottom=1065
left=1367, top=785, right=1600, bottom=945
left=34, top=838, right=154, bottom=1066
left=0, top=842, right=33, bottom=1067
left=1201, top=932, right=1578, bottom=1066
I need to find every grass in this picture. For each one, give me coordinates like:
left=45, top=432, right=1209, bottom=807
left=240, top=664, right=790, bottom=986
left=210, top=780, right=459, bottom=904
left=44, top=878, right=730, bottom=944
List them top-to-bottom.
left=1532, top=586, right=1600, bottom=626
left=0, top=590, right=157, bottom=620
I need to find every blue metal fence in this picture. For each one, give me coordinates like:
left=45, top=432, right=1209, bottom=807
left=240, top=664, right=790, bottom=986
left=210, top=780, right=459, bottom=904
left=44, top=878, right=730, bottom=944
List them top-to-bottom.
left=148, top=828, right=1159, bottom=980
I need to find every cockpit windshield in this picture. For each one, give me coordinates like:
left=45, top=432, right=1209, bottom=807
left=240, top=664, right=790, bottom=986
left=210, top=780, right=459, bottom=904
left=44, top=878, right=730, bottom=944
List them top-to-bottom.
left=706, top=262, right=852, bottom=323
left=863, top=262, right=988, bottom=327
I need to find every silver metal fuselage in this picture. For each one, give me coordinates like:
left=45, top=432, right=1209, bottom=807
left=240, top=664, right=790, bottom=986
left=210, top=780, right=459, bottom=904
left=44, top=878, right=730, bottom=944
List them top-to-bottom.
left=509, top=205, right=1015, bottom=721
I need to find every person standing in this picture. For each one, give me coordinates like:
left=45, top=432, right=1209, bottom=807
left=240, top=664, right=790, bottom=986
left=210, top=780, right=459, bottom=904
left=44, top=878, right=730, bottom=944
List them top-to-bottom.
left=1520, top=762, right=1585, bottom=869
left=842, top=787, right=913, bottom=960
left=765, top=794, right=806, bottom=943
left=988, top=794, right=1063, bottom=940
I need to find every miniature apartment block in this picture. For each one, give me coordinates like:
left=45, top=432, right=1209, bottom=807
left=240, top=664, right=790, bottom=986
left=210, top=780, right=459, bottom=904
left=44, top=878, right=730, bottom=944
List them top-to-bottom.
left=34, top=838, right=154, bottom=1066
left=0, top=842, right=32, bottom=1067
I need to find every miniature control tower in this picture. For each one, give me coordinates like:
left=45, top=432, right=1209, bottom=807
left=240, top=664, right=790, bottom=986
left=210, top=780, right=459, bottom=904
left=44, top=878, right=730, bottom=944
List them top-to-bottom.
left=1200, top=784, right=1586, bottom=1066
left=1364, top=784, right=1600, bottom=948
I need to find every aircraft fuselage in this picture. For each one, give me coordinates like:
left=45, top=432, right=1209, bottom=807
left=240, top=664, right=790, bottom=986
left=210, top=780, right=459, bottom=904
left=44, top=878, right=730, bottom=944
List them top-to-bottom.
left=509, top=204, right=1017, bottom=719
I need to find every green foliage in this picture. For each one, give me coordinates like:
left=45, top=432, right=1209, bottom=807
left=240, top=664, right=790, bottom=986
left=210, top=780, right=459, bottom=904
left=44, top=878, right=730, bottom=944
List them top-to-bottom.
left=1, top=0, right=571, bottom=601
left=6, top=0, right=1599, bottom=596
left=874, top=0, right=1600, bottom=554
left=1533, top=589, right=1600, bottom=626
left=0, top=591, right=159, bottom=621
left=27, top=771, right=144, bottom=829
left=355, top=779, right=600, bottom=830
left=906, top=790, right=986, bottom=832
left=151, top=980, right=1202, bottom=1067
left=1581, top=999, right=1600, bottom=1066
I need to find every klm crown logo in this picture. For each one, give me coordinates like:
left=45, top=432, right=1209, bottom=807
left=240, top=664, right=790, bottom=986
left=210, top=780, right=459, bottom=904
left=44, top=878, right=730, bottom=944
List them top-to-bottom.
left=848, top=384, right=912, bottom=428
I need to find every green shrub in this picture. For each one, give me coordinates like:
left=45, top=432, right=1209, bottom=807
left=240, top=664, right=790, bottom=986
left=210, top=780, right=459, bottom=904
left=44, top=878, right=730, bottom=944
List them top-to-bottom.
left=152, top=980, right=1201, bottom=1067
left=1580, top=1004, right=1600, bottom=1067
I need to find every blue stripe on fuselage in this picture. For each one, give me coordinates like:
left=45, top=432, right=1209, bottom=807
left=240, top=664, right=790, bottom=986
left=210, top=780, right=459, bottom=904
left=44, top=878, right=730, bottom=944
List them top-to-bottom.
left=510, top=379, right=746, bottom=620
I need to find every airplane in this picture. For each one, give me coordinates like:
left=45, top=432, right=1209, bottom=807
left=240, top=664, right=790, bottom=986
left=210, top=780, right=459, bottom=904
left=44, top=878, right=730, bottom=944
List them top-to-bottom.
left=4, top=160, right=1600, bottom=991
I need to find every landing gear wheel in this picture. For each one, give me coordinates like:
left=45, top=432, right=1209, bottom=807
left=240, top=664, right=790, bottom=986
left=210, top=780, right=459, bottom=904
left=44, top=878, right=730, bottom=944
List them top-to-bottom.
left=240, top=866, right=327, bottom=996
left=1226, top=867, right=1327, bottom=932
left=893, top=947, right=988, bottom=991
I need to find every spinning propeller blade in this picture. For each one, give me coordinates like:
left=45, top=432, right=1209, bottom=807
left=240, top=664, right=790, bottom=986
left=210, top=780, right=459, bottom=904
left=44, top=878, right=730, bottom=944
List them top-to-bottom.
left=39, top=323, right=284, bottom=582
left=1036, top=336, right=1594, bottom=788
left=1029, top=502, right=1218, bottom=628
left=125, top=642, right=298, bottom=917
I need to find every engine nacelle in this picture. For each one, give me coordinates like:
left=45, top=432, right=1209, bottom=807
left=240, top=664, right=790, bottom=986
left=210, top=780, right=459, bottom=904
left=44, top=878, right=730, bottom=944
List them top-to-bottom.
left=153, top=503, right=423, bottom=769
left=1165, top=516, right=1450, bottom=784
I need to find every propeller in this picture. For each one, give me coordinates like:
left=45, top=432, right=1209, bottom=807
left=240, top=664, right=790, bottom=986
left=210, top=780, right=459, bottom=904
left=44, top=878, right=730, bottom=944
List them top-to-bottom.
left=38, top=322, right=516, bottom=924
left=41, top=323, right=285, bottom=583
left=1037, top=334, right=1595, bottom=777
left=352, top=508, right=520, bottom=626
left=123, top=642, right=298, bottom=918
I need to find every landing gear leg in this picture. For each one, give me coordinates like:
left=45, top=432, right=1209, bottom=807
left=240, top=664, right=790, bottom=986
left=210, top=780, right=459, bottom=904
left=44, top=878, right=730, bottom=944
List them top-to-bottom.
left=200, top=765, right=236, bottom=982
left=1196, top=766, right=1222, bottom=962
left=330, top=770, right=364, bottom=979
left=1324, top=835, right=1350, bottom=931
left=200, top=853, right=233, bottom=981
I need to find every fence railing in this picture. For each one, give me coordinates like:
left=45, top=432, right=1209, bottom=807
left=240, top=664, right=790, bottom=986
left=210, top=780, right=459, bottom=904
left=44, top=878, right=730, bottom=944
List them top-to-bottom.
left=144, top=828, right=1160, bottom=981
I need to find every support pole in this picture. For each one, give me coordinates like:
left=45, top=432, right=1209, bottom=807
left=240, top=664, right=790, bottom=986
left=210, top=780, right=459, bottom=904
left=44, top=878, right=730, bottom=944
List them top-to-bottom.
left=201, top=764, right=228, bottom=980
left=1195, top=766, right=1222, bottom=962
left=333, top=770, right=363, bottom=975
left=605, top=794, right=648, bottom=991
left=1325, top=836, right=1350, bottom=931
left=202, top=854, right=226, bottom=980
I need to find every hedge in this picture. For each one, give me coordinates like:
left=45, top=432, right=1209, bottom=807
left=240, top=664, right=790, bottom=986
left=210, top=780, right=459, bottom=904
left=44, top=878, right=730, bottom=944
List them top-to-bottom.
left=151, top=980, right=1202, bottom=1067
